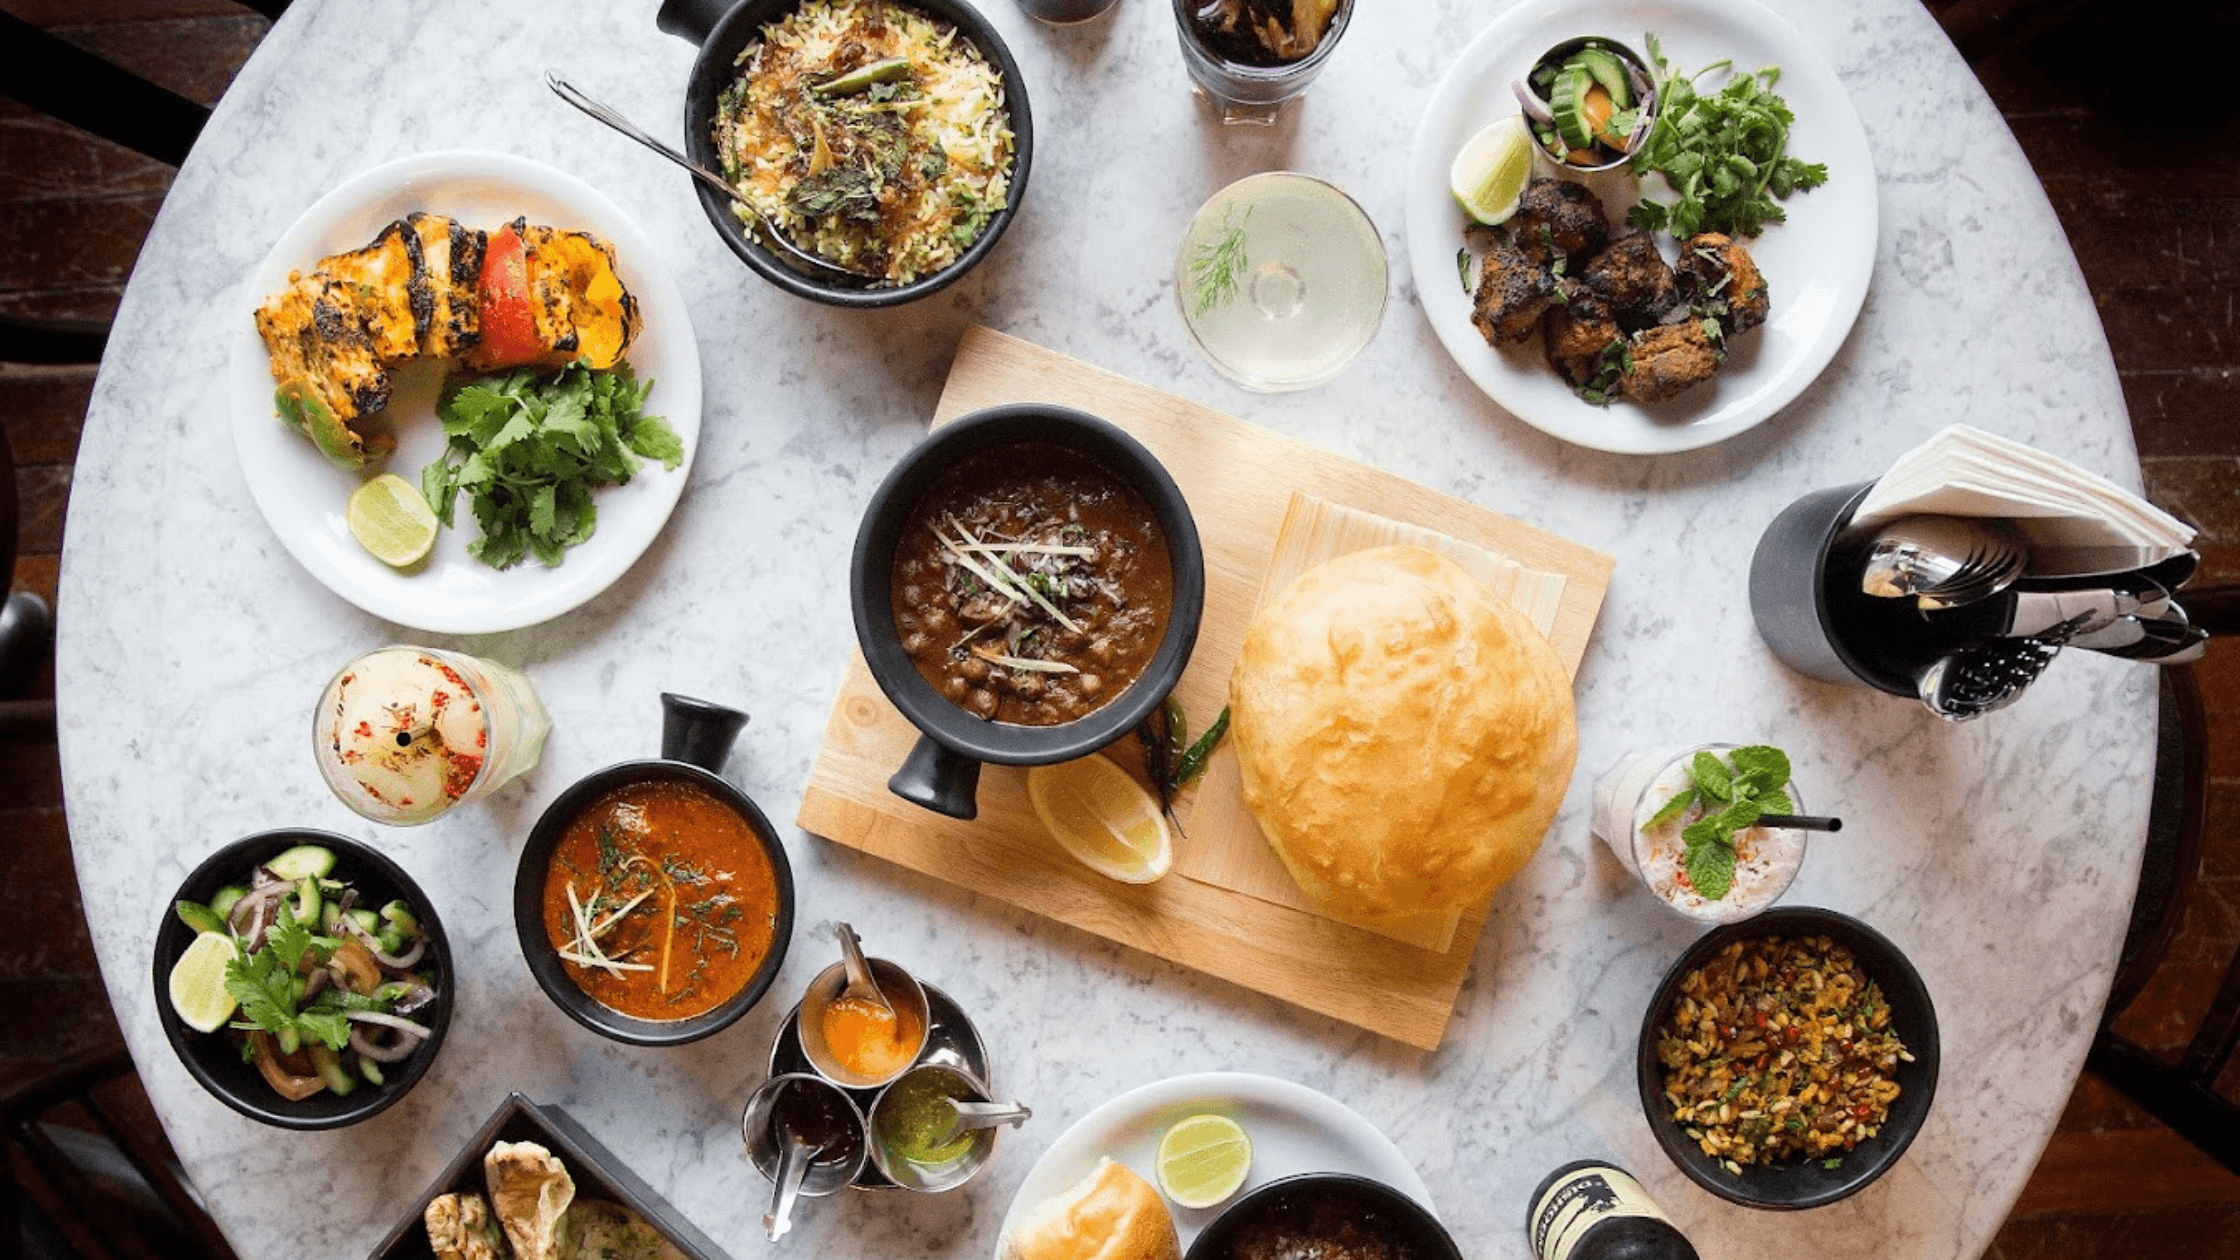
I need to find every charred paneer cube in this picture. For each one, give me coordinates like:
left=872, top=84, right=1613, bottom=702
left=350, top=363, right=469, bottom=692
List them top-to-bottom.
left=1509, top=178, right=1610, bottom=266
left=407, top=212, right=485, bottom=359
left=1583, top=232, right=1679, bottom=331
left=1676, top=232, right=1770, bottom=334
left=1471, top=236, right=1556, bottom=345
left=1622, top=321, right=1724, bottom=403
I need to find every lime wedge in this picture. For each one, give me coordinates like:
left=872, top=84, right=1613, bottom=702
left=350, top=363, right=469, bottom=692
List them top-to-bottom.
left=1449, top=115, right=1537, bottom=225
left=347, top=473, right=439, bottom=567
left=1025, top=755, right=1173, bottom=884
left=168, top=931, right=239, bottom=1034
left=1156, top=1114, right=1252, bottom=1209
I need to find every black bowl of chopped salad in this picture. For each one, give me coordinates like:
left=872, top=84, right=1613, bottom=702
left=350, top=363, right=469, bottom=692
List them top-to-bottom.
left=657, top=0, right=1034, bottom=308
left=152, top=829, right=453, bottom=1130
left=1634, top=906, right=1939, bottom=1209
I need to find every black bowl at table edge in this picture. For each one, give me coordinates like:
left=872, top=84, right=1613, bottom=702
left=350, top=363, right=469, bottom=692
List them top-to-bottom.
left=661, top=0, right=1034, bottom=308
left=847, top=404, right=1207, bottom=819
left=511, top=695, right=794, bottom=1047
left=150, top=829, right=455, bottom=1131
left=1633, top=905, right=1942, bottom=1210
left=1183, top=1172, right=1463, bottom=1260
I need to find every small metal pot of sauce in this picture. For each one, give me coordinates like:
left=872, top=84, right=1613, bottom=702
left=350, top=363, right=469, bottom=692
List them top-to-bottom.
left=849, top=404, right=1207, bottom=819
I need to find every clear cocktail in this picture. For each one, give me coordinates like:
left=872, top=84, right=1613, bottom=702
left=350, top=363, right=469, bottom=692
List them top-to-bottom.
left=313, top=645, right=551, bottom=825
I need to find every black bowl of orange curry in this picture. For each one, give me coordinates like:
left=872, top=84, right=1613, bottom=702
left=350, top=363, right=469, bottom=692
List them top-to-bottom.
left=850, top=404, right=1206, bottom=819
left=512, top=693, right=794, bottom=1046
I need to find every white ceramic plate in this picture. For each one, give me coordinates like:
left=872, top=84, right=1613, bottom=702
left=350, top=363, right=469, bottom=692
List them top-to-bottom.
left=1404, top=0, right=1876, bottom=454
left=228, top=150, right=701, bottom=633
left=992, top=1072, right=1432, bottom=1257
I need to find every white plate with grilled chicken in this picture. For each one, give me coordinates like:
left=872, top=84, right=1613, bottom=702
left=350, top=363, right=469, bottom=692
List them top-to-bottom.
left=1404, top=0, right=1875, bottom=454
left=229, top=149, right=701, bottom=633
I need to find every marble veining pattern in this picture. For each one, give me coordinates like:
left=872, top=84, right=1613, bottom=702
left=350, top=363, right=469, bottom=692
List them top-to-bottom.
left=57, top=1, right=2150, bottom=1258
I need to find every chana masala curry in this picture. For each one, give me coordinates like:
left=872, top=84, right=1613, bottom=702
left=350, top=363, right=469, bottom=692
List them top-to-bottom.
left=889, top=442, right=1172, bottom=726
left=541, top=779, right=779, bottom=1021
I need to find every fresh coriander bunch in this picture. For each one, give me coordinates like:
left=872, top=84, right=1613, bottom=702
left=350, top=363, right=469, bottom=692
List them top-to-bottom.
left=1625, top=32, right=1828, bottom=239
left=421, top=362, right=685, bottom=570
left=1643, top=744, right=1793, bottom=900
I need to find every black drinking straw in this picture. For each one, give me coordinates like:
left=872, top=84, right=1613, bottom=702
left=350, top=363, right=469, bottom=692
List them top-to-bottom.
left=1759, top=814, right=1843, bottom=832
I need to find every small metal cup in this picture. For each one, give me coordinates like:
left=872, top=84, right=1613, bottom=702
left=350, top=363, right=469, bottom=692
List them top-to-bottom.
left=797, top=956, right=932, bottom=1090
left=866, top=1064, right=1016, bottom=1193
left=742, top=1073, right=869, bottom=1197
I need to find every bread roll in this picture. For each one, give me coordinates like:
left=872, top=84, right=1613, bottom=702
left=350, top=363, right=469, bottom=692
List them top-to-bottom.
left=1230, top=546, right=1576, bottom=920
left=1005, top=1157, right=1179, bottom=1260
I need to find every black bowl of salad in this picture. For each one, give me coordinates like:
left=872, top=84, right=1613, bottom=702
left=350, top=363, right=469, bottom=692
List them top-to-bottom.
left=151, top=829, right=453, bottom=1130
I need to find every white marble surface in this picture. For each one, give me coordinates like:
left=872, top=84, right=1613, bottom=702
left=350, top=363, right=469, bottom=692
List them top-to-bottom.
left=56, top=1, right=2151, bottom=1258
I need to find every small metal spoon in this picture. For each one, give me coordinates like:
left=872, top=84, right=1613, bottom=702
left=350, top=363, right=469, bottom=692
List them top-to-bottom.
left=543, top=71, right=875, bottom=281
left=1859, top=515, right=2028, bottom=610
left=834, top=922, right=894, bottom=1020
left=929, top=1098, right=1033, bottom=1146
left=762, top=1128, right=825, bottom=1242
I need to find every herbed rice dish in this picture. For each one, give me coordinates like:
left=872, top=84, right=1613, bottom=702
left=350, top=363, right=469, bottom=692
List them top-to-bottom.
left=715, top=0, right=1014, bottom=286
left=1655, top=934, right=1911, bottom=1174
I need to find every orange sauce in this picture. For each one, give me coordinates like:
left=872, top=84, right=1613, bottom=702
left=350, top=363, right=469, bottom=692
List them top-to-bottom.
left=540, top=779, right=779, bottom=1021
left=821, top=993, right=923, bottom=1079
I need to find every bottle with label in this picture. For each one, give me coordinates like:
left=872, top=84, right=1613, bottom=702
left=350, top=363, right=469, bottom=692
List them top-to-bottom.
left=1527, top=1161, right=1699, bottom=1260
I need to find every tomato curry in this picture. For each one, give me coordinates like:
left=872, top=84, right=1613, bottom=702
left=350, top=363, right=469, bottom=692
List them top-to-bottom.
left=541, top=778, right=779, bottom=1021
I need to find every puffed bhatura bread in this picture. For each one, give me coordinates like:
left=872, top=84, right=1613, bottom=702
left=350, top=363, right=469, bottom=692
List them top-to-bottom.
left=1229, top=546, right=1577, bottom=921
left=1004, top=1158, right=1179, bottom=1260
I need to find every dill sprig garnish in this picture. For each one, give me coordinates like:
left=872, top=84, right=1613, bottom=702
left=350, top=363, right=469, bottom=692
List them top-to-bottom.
left=1189, top=205, right=1252, bottom=318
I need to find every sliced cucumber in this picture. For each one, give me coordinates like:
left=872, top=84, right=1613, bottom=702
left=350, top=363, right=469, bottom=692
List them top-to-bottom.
left=1574, top=47, right=1632, bottom=108
left=1551, top=65, right=1597, bottom=152
left=264, top=844, right=337, bottom=882
left=291, top=878, right=321, bottom=927
left=209, top=885, right=248, bottom=919
left=175, top=900, right=227, bottom=936
left=319, top=900, right=344, bottom=934
left=379, top=900, right=419, bottom=937
left=347, top=909, right=381, bottom=936
left=376, top=928, right=405, bottom=956
left=308, top=1044, right=356, bottom=1097
left=359, top=1057, right=385, bottom=1087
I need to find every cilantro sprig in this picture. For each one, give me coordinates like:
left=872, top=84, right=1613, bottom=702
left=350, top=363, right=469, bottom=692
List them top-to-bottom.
left=1625, top=33, right=1828, bottom=239
left=421, top=363, right=684, bottom=571
left=1646, top=745, right=1793, bottom=900
left=223, top=902, right=351, bottom=1056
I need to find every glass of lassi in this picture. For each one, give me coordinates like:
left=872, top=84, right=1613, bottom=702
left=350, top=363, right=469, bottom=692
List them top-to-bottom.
left=313, top=646, right=551, bottom=825
left=1591, top=743, right=1806, bottom=923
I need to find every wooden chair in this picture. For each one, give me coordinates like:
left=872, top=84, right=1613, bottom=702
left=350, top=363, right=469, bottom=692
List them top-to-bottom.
left=2087, top=586, right=2240, bottom=1172
left=1, top=1048, right=239, bottom=1260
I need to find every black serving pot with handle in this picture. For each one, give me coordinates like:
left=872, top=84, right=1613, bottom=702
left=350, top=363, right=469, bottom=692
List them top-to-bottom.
left=655, top=0, right=1033, bottom=308
left=850, top=405, right=1205, bottom=820
left=512, top=693, right=794, bottom=1046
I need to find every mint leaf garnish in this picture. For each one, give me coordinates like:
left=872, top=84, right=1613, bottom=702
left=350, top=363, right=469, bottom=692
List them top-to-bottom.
left=1729, top=745, right=1790, bottom=797
left=1692, top=751, right=1733, bottom=801
left=1645, top=786, right=1696, bottom=830
left=1756, top=789, right=1793, bottom=817
left=1687, top=840, right=1735, bottom=900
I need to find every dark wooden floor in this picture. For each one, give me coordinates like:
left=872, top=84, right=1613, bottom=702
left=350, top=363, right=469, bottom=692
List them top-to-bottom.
left=2, top=0, right=2236, bottom=1254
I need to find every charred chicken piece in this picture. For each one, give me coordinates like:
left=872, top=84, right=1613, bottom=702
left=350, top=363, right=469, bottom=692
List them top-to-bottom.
left=1509, top=178, right=1609, bottom=265
left=406, top=212, right=485, bottom=359
left=1583, top=232, right=1679, bottom=331
left=1675, top=232, right=1770, bottom=334
left=1470, top=235, right=1555, bottom=345
left=1542, top=291, right=1622, bottom=387
left=1623, top=321, right=1724, bottom=403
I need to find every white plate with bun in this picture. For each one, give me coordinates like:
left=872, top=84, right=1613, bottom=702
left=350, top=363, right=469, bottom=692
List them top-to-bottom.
left=995, top=1072, right=1433, bottom=1259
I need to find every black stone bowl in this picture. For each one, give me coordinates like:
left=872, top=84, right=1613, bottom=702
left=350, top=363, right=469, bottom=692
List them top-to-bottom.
left=656, top=0, right=1033, bottom=307
left=849, top=404, right=1205, bottom=820
left=511, top=694, right=795, bottom=1046
left=151, top=829, right=454, bottom=1130
left=1635, top=905, right=1941, bottom=1209
left=1183, top=1173, right=1463, bottom=1260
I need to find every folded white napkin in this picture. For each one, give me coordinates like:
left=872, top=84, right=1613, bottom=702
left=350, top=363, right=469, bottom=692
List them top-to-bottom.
left=1852, top=425, right=2194, bottom=572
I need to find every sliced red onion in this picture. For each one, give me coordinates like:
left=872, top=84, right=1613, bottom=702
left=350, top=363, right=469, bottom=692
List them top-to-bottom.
left=1512, top=79, right=1555, bottom=126
left=337, top=913, right=427, bottom=970
left=301, top=968, right=330, bottom=1002
left=390, top=982, right=437, bottom=1017
left=345, top=1010, right=432, bottom=1039
left=349, top=1025, right=417, bottom=1064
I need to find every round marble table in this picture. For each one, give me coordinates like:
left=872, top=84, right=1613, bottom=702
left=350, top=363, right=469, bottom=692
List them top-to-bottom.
left=58, top=1, right=2152, bottom=1257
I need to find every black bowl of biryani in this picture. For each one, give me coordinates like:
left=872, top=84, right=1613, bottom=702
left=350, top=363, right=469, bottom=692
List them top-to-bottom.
left=659, top=0, right=1031, bottom=307
left=1634, top=906, right=1940, bottom=1209
left=1183, top=1173, right=1462, bottom=1260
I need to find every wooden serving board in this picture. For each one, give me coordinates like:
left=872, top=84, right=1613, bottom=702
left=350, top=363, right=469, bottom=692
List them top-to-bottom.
left=796, top=326, right=1613, bottom=1050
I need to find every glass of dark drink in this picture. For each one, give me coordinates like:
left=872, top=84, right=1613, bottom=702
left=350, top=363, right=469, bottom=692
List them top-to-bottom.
left=1172, top=0, right=1354, bottom=125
